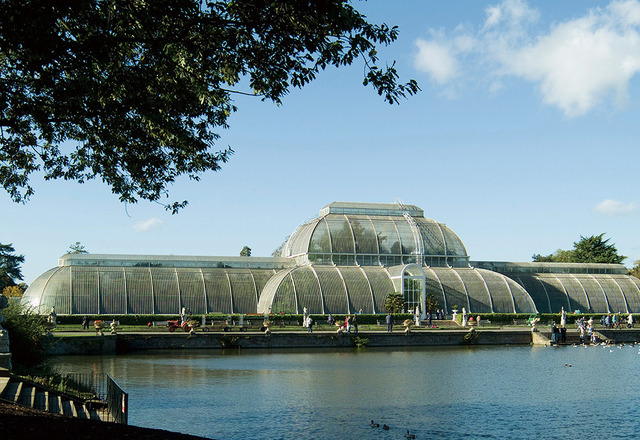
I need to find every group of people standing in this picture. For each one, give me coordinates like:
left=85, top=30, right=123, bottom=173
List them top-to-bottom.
left=303, top=310, right=360, bottom=334
left=600, top=313, right=634, bottom=329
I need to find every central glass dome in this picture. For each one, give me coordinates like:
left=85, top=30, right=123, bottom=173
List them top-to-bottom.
left=283, top=202, right=469, bottom=267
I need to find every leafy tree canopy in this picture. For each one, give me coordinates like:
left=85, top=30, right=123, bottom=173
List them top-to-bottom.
left=0, top=0, right=419, bottom=212
left=532, top=233, right=626, bottom=264
left=66, top=241, right=88, bottom=254
left=0, top=243, right=24, bottom=291
left=239, top=245, right=251, bottom=257
left=629, top=260, right=640, bottom=279
left=2, top=284, right=26, bottom=297
left=384, top=292, right=405, bottom=314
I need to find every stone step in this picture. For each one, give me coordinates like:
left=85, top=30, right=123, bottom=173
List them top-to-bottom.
left=2, top=376, right=108, bottom=421
left=1, top=378, right=19, bottom=402
left=16, top=383, right=30, bottom=406
left=33, top=388, right=47, bottom=412
left=48, top=392, right=61, bottom=415
left=60, top=396, right=73, bottom=417
left=73, top=400, right=88, bottom=419
left=87, top=407, right=103, bottom=421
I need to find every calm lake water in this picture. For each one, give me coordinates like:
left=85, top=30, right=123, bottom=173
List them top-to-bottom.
left=55, top=344, right=640, bottom=439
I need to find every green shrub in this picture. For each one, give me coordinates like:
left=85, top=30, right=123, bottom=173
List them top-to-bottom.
left=2, top=302, right=53, bottom=373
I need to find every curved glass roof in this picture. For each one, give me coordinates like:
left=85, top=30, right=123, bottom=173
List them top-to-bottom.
left=284, top=202, right=468, bottom=267
left=21, top=265, right=278, bottom=315
left=257, top=265, right=538, bottom=315
left=257, top=265, right=394, bottom=314
left=425, top=268, right=537, bottom=314
left=507, top=273, right=640, bottom=313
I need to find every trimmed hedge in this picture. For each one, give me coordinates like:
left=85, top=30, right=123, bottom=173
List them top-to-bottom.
left=53, top=313, right=414, bottom=326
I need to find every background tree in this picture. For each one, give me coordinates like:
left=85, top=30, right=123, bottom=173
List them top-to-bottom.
left=1, top=0, right=419, bottom=212
left=532, top=233, right=625, bottom=264
left=572, top=233, right=625, bottom=264
left=271, top=236, right=291, bottom=257
left=66, top=241, right=89, bottom=254
left=0, top=243, right=24, bottom=292
left=240, top=246, right=252, bottom=257
left=532, top=249, right=574, bottom=263
left=629, top=260, right=640, bottom=279
left=2, top=284, right=26, bottom=297
left=384, top=292, right=405, bottom=314
left=425, top=293, right=439, bottom=314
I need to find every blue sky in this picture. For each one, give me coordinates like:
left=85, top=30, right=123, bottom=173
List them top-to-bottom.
left=3, top=0, right=639, bottom=284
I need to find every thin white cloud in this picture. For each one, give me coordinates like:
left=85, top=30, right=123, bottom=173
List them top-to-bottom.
left=414, top=0, right=640, bottom=116
left=482, top=0, right=538, bottom=32
left=484, top=5, right=503, bottom=30
left=414, top=39, right=459, bottom=84
left=594, top=199, right=637, bottom=215
left=133, top=217, right=163, bottom=232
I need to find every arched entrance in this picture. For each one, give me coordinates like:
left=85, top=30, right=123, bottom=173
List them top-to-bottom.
left=388, top=264, right=426, bottom=319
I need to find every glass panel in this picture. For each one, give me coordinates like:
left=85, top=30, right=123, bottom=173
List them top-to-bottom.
left=348, top=215, right=378, bottom=254
left=325, top=216, right=354, bottom=254
left=372, top=218, right=400, bottom=255
left=393, top=218, right=417, bottom=256
left=308, top=219, right=331, bottom=253
left=416, top=219, right=445, bottom=256
left=287, top=222, right=316, bottom=257
left=441, top=225, right=467, bottom=256
left=314, top=266, right=348, bottom=314
left=361, top=266, right=394, bottom=313
left=38, top=267, right=71, bottom=314
left=71, top=267, right=97, bottom=315
left=98, top=267, right=126, bottom=314
left=124, top=267, right=153, bottom=314
left=290, top=267, right=323, bottom=314
left=339, top=267, right=371, bottom=313
left=21, top=268, right=57, bottom=313
left=150, top=268, right=179, bottom=315
left=177, top=268, right=206, bottom=314
left=431, top=268, right=467, bottom=314
left=252, top=269, right=276, bottom=303
left=424, top=269, right=446, bottom=314
left=202, top=270, right=232, bottom=314
left=228, top=270, right=257, bottom=314
left=459, top=270, right=492, bottom=313
left=477, top=270, right=511, bottom=313
left=272, top=274, right=297, bottom=314
left=511, top=275, right=551, bottom=313
left=536, top=276, right=569, bottom=313
left=560, top=276, right=590, bottom=313
left=576, top=276, right=608, bottom=313
left=614, top=276, right=640, bottom=313
left=403, top=277, right=423, bottom=313
left=507, top=277, right=537, bottom=313
left=597, top=277, right=628, bottom=313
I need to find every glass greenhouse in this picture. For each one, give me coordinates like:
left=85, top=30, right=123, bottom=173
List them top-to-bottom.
left=21, top=202, right=640, bottom=316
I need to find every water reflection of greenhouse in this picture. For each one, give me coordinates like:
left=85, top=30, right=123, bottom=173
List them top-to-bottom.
left=22, top=202, right=640, bottom=317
